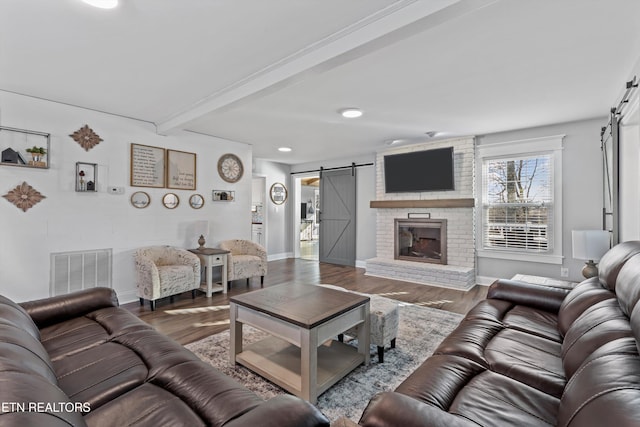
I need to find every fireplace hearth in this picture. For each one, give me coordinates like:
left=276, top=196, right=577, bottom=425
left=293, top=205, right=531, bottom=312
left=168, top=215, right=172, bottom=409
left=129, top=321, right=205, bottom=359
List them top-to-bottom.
left=394, top=219, right=447, bottom=265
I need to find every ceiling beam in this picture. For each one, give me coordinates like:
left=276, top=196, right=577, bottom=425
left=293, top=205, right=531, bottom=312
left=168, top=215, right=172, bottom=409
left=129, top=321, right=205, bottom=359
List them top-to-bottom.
left=156, top=0, right=498, bottom=135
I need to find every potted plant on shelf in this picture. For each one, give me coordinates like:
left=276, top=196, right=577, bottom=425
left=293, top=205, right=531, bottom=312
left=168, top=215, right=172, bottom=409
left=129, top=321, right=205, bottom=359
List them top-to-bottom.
left=25, top=146, right=47, bottom=163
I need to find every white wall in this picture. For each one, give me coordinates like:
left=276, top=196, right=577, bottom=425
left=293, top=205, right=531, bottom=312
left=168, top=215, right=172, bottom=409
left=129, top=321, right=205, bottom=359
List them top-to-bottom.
left=617, top=56, right=640, bottom=241
left=0, top=91, right=251, bottom=303
left=619, top=96, right=640, bottom=241
left=476, top=117, right=605, bottom=283
left=253, top=159, right=292, bottom=259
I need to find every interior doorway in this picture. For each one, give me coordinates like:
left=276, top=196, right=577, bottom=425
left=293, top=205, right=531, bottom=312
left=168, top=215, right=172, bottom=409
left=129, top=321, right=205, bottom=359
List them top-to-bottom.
left=300, top=176, right=320, bottom=260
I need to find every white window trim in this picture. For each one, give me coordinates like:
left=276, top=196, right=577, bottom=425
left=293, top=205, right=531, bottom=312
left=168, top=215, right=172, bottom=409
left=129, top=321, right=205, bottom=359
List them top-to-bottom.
left=476, top=135, right=564, bottom=265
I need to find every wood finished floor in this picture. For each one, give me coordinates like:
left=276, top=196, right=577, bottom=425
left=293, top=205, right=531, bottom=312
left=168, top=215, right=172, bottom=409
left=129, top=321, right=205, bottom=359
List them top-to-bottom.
left=123, top=258, right=488, bottom=345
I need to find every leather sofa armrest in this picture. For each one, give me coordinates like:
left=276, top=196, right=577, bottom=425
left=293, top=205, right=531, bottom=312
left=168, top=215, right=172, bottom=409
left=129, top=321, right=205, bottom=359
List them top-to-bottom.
left=487, top=279, right=571, bottom=313
left=20, top=287, right=119, bottom=328
left=359, top=392, right=476, bottom=427
left=223, top=395, right=329, bottom=427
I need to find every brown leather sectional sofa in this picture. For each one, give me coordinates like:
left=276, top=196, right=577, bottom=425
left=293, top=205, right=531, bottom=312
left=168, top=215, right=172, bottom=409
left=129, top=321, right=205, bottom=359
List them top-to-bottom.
left=356, top=240, right=640, bottom=426
left=0, top=287, right=329, bottom=427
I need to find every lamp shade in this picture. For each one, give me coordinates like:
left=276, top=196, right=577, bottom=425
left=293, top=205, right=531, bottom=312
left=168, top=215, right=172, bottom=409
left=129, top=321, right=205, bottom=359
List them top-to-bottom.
left=572, top=230, right=610, bottom=261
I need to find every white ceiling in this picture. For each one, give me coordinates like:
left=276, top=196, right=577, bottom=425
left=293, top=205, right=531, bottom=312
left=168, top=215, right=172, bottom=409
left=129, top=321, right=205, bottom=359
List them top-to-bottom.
left=2, top=0, right=639, bottom=164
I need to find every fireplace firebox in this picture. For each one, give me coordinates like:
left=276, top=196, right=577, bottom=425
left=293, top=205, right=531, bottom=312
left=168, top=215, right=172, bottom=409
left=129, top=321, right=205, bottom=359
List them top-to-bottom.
left=394, top=218, right=447, bottom=264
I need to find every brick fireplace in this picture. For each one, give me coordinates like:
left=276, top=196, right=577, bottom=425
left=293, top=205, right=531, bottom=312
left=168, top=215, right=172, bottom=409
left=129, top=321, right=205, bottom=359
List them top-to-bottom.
left=365, top=137, right=476, bottom=290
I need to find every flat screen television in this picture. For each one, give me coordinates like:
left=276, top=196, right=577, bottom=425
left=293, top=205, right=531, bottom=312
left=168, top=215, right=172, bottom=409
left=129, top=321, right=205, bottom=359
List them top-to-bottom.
left=384, top=147, right=455, bottom=193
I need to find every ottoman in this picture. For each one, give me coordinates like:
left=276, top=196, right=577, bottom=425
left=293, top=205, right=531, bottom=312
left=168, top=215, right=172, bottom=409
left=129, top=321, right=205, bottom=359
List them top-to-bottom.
left=320, top=284, right=400, bottom=363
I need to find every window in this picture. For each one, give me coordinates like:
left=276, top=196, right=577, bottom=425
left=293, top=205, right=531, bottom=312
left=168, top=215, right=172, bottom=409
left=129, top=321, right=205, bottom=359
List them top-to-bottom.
left=477, top=135, right=563, bottom=264
left=483, top=154, right=552, bottom=252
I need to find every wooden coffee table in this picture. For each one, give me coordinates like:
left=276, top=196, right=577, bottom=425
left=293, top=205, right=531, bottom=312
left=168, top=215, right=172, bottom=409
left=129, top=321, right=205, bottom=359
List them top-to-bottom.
left=229, top=283, right=370, bottom=404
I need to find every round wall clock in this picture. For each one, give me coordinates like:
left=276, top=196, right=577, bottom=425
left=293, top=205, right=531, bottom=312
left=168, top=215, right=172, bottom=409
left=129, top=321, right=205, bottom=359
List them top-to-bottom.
left=217, top=153, right=244, bottom=183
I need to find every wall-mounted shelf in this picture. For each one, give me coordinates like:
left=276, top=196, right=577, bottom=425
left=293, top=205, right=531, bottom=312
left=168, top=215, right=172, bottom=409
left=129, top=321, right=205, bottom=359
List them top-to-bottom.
left=0, top=126, right=50, bottom=169
left=76, top=162, right=97, bottom=192
left=212, top=190, right=235, bottom=202
left=369, top=198, right=475, bottom=209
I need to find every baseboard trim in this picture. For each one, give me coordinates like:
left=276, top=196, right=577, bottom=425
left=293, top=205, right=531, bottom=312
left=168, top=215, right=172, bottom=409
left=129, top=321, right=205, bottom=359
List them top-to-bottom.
left=268, top=252, right=293, bottom=261
left=475, top=275, right=497, bottom=286
left=116, top=289, right=138, bottom=305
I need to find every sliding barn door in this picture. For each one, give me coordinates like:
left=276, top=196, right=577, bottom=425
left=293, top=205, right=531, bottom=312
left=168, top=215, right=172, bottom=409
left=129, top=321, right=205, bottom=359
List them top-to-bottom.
left=319, top=169, right=356, bottom=266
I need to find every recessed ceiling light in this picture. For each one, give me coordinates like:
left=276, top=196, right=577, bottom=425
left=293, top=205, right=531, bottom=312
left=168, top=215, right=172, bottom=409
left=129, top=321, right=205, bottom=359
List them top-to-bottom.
left=81, top=0, right=118, bottom=9
left=339, top=108, right=363, bottom=118
left=386, top=139, right=405, bottom=146
left=278, top=147, right=292, bottom=152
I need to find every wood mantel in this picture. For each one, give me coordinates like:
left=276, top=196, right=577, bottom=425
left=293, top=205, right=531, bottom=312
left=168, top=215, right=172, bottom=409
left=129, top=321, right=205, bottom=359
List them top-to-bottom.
left=369, top=198, right=475, bottom=209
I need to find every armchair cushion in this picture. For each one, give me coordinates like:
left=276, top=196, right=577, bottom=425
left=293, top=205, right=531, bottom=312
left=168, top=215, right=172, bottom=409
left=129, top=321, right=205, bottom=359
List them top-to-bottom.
left=219, top=240, right=267, bottom=282
left=134, top=246, right=200, bottom=301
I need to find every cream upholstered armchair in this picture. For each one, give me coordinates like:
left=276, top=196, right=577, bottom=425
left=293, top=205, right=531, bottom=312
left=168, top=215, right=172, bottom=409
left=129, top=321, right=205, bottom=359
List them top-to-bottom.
left=219, top=239, right=267, bottom=288
left=134, top=246, right=200, bottom=311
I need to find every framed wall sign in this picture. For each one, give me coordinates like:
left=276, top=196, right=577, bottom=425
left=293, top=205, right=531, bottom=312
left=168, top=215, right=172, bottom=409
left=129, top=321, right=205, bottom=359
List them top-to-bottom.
left=130, top=143, right=165, bottom=188
left=167, top=149, right=196, bottom=190
left=270, top=182, right=288, bottom=205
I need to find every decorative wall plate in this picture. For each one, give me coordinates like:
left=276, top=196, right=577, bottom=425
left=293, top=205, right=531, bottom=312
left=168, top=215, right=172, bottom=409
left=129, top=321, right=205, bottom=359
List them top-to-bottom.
left=70, top=125, right=103, bottom=151
left=217, top=153, right=243, bottom=183
left=3, top=181, right=46, bottom=212
left=270, top=182, right=288, bottom=205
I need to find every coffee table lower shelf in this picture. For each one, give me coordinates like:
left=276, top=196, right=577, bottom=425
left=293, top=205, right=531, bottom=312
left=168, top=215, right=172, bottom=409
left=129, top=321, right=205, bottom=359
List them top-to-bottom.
left=236, top=336, right=365, bottom=399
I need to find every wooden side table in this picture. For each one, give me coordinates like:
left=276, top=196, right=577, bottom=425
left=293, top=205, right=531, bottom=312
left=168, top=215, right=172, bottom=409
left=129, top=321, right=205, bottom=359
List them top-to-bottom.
left=189, top=248, right=230, bottom=297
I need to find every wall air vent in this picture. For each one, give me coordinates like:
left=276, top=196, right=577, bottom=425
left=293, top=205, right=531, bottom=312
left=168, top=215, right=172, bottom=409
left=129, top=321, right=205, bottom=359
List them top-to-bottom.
left=50, top=248, right=112, bottom=296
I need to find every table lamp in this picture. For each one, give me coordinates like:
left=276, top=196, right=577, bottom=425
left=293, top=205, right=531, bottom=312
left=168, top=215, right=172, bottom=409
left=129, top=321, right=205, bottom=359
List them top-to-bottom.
left=195, top=220, right=210, bottom=249
left=572, top=230, right=610, bottom=278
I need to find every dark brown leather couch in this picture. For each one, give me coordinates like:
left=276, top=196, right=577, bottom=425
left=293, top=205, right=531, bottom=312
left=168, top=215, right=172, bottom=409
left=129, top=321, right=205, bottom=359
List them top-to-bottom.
left=358, top=240, right=640, bottom=427
left=0, top=287, right=329, bottom=427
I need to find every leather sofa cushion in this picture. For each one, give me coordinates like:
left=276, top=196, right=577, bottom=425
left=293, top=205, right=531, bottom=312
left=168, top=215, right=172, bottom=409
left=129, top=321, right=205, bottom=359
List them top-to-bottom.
left=596, top=240, right=640, bottom=292
left=615, top=254, right=640, bottom=317
left=557, top=278, right=615, bottom=337
left=0, top=295, right=41, bottom=340
left=467, top=295, right=561, bottom=342
left=0, top=296, right=59, bottom=401
left=562, top=299, right=633, bottom=378
left=502, top=305, right=561, bottom=342
left=40, top=307, right=153, bottom=361
left=40, top=315, right=110, bottom=361
left=433, top=318, right=502, bottom=367
left=0, top=324, right=57, bottom=384
left=485, top=328, right=564, bottom=398
left=558, top=337, right=640, bottom=427
left=54, top=342, right=148, bottom=410
left=395, top=354, right=485, bottom=409
left=393, top=356, right=560, bottom=427
left=152, top=359, right=264, bottom=426
left=448, top=370, right=559, bottom=427
left=0, top=371, right=87, bottom=427
left=84, top=383, right=207, bottom=427
left=360, top=391, right=479, bottom=427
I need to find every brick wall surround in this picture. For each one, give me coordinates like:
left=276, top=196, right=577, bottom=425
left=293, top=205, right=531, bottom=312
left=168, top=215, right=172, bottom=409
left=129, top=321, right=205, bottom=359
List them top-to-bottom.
left=365, top=137, right=476, bottom=290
